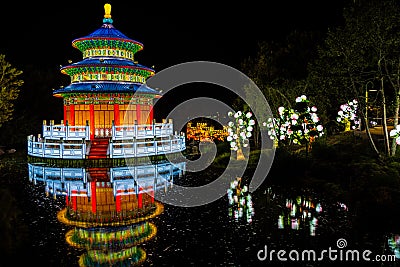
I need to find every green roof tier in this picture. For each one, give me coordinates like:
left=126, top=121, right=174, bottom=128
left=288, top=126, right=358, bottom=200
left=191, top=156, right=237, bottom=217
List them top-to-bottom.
left=72, top=38, right=144, bottom=57
left=60, top=58, right=155, bottom=82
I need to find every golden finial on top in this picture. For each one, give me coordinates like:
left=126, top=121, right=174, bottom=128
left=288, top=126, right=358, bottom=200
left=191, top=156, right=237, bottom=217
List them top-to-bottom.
left=104, top=3, right=112, bottom=19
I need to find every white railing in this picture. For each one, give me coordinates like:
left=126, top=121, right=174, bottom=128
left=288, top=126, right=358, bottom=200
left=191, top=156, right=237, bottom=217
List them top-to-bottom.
left=40, top=122, right=174, bottom=141
left=112, top=123, right=173, bottom=140
left=43, top=124, right=90, bottom=140
left=95, top=127, right=112, bottom=138
left=27, top=134, right=186, bottom=159
left=27, top=135, right=87, bottom=159
left=109, top=135, right=186, bottom=158
left=27, top=162, right=186, bottom=197
left=110, top=162, right=185, bottom=181
left=111, top=162, right=186, bottom=196
left=28, top=163, right=90, bottom=198
left=28, top=164, right=88, bottom=183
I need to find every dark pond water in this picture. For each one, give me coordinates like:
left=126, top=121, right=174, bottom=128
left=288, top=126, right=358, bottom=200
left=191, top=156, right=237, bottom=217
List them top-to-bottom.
left=1, top=153, right=400, bottom=267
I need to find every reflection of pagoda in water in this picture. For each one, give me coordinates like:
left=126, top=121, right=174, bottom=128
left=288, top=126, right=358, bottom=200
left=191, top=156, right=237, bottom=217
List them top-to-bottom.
left=27, top=3, right=185, bottom=161
left=28, top=161, right=185, bottom=266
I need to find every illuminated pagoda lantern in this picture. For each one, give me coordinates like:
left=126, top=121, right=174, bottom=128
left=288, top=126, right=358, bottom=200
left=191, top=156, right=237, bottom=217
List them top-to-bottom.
left=27, top=3, right=185, bottom=160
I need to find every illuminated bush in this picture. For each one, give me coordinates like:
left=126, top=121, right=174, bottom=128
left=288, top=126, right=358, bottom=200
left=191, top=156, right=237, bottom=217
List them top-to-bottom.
left=264, top=95, right=324, bottom=150
left=336, top=99, right=360, bottom=131
left=226, top=111, right=255, bottom=151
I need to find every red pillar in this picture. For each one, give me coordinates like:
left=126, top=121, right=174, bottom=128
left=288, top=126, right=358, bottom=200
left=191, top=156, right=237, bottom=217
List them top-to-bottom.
left=70, top=104, right=75, bottom=126
left=89, top=104, right=95, bottom=139
left=114, top=104, right=120, bottom=126
left=136, top=104, right=141, bottom=125
left=63, top=105, right=67, bottom=126
left=149, top=105, right=154, bottom=124
left=91, top=181, right=97, bottom=214
left=138, top=187, right=143, bottom=209
left=150, top=187, right=154, bottom=203
left=71, top=190, right=77, bottom=211
left=116, top=191, right=121, bottom=212
left=66, top=195, right=69, bottom=206
left=72, top=196, right=77, bottom=211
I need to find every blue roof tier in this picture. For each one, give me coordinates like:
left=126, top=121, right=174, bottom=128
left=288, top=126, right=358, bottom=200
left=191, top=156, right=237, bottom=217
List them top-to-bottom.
left=72, top=16, right=143, bottom=54
left=82, top=23, right=130, bottom=39
left=72, top=24, right=144, bottom=54
left=61, top=57, right=154, bottom=74
left=53, top=82, right=161, bottom=95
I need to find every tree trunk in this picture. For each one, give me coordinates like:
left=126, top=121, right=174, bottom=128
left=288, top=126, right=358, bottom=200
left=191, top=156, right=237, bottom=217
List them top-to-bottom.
left=381, top=78, right=391, bottom=156
left=390, top=92, right=399, bottom=156
left=360, top=110, right=380, bottom=158
left=344, top=119, right=351, bottom=131
left=253, top=123, right=260, bottom=149
left=305, top=140, right=309, bottom=158
left=236, top=148, right=245, bottom=160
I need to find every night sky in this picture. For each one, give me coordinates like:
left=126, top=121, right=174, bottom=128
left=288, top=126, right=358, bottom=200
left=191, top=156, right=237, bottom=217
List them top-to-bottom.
left=0, top=0, right=347, bottom=118
left=1, top=1, right=346, bottom=69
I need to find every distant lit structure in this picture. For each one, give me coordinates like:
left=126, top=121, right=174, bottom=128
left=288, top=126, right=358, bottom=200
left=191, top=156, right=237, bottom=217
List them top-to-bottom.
left=186, top=122, right=228, bottom=142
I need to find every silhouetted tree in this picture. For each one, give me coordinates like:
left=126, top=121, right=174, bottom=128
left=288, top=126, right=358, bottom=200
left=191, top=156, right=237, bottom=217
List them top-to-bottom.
left=306, top=0, right=400, bottom=157
left=0, top=54, right=23, bottom=128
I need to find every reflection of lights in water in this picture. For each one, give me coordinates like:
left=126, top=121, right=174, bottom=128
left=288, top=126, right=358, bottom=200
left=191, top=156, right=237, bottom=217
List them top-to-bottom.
left=227, top=177, right=254, bottom=223
left=271, top=187, right=350, bottom=237
left=282, top=196, right=321, bottom=235
left=338, top=202, right=348, bottom=211
left=316, top=203, right=323, bottom=213
left=278, top=215, right=284, bottom=229
left=310, top=217, right=318, bottom=236
left=291, top=218, right=299, bottom=230
left=66, top=221, right=157, bottom=267
left=66, top=222, right=157, bottom=250
left=388, top=234, right=400, bottom=259
left=79, top=246, right=146, bottom=267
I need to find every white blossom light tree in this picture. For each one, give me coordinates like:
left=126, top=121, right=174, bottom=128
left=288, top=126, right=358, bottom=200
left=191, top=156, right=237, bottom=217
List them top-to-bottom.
left=264, top=95, right=324, bottom=156
left=226, top=111, right=255, bottom=160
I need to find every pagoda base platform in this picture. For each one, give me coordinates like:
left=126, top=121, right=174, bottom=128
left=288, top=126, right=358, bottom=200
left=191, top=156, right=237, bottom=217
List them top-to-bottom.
left=27, top=135, right=186, bottom=160
left=27, top=151, right=187, bottom=168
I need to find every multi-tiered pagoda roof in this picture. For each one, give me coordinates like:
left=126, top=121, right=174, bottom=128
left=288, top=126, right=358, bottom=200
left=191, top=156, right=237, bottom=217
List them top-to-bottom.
left=27, top=3, right=186, bottom=161
left=53, top=3, right=159, bottom=96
